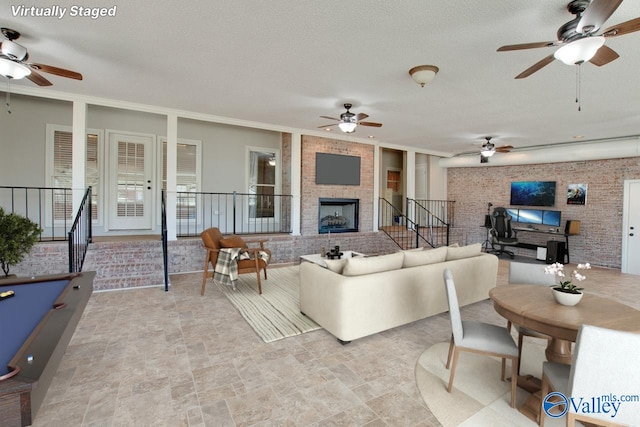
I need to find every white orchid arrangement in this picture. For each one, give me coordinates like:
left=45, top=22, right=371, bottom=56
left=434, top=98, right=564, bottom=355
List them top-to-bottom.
left=544, top=262, right=591, bottom=294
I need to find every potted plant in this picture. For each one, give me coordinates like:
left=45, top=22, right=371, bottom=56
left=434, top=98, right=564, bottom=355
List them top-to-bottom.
left=0, top=207, right=42, bottom=277
left=544, top=262, right=591, bottom=306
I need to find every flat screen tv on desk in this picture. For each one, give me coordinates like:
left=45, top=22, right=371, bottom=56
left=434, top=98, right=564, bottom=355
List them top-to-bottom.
left=517, top=209, right=543, bottom=225
left=542, top=210, right=561, bottom=227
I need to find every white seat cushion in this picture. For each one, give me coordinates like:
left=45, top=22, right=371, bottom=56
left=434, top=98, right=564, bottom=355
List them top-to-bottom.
left=459, top=321, right=519, bottom=357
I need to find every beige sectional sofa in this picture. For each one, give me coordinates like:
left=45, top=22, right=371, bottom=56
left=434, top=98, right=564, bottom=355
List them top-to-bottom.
left=299, top=244, right=499, bottom=343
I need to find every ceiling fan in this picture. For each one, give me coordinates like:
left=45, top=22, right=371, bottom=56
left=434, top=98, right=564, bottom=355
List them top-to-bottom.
left=497, top=0, right=640, bottom=78
left=0, top=27, right=83, bottom=86
left=318, top=103, right=382, bottom=133
left=480, top=137, right=513, bottom=163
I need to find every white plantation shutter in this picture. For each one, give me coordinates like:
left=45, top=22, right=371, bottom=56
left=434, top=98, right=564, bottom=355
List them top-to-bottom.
left=52, top=130, right=100, bottom=221
left=162, top=141, right=200, bottom=220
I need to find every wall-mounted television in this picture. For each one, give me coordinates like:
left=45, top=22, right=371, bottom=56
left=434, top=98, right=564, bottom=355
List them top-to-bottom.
left=315, top=153, right=361, bottom=185
left=510, top=181, right=556, bottom=207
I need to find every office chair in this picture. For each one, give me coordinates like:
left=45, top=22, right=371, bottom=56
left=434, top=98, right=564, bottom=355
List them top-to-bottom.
left=490, top=207, right=518, bottom=259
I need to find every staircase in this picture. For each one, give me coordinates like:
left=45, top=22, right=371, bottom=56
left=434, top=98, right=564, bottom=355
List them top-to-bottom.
left=82, top=237, right=165, bottom=291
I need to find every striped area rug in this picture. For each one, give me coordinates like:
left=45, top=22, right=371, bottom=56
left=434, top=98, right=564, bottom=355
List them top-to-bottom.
left=214, top=266, right=321, bottom=343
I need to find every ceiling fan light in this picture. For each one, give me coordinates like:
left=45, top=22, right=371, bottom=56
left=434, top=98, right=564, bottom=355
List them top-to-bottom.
left=554, top=36, right=605, bottom=65
left=1, top=39, right=28, bottom=61
left=0, top=57, right=31, bottom=79
left=409, top=65, right=439, bottom=87
left=338, top=121, right=357, bottom=133
left=480, top=149, right=495, bottom=158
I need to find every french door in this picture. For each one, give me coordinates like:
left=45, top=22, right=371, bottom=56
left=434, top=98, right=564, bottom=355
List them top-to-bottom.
left=108, top=133, right=154, bottom=230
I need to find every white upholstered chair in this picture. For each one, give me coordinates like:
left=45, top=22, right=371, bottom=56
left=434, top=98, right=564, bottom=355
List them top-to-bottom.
left=508, top=261, right=556, bottom=374
left=443, top=269, right=519, bottom=407
left=540, top=325, right=640, bottom=427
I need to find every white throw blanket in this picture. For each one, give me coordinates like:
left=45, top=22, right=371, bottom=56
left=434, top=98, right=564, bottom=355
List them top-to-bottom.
left=213, top=248, right=269, bottom=289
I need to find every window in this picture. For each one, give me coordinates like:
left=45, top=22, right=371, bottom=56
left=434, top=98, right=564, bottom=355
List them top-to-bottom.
left=47, top=125, right=102, bottom=223
left=161, top=139, right=201, bottom=220
left=248, top=150, right=276, bottom=218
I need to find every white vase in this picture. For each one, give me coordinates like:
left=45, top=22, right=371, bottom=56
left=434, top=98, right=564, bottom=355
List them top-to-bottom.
left=552, top=288, right=583, bottom=306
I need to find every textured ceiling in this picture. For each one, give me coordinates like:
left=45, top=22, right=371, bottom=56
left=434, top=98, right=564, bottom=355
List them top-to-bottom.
left=3, top=0, right=640, bottom=156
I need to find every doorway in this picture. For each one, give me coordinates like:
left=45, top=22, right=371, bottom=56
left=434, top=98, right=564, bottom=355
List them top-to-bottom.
left=107, top=132, right=154, bottom=230
left=622, top=179, right=640, bottom=275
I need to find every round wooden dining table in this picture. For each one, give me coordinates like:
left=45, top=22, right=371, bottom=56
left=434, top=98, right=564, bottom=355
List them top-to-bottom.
left=489, top=284, right=640, bottom=364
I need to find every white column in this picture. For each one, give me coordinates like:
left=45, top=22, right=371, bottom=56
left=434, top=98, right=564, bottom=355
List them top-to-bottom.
left=72, top=101, right=87, bottom=211
left=166, top=114, right=178, bottom=240
left=290, top=132, right=302, bottom=235
left=372, top=144, right=380, bottom=232
left=405, top=150, right=416, bottom=224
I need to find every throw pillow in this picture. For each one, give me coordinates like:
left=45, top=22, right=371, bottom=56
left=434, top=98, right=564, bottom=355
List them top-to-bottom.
left=219, top=236, right=246, bottom=248
left=446, top=243, right=482, bottom=261
left=403, top=246, right=447, bottom=268
left=342, top=252, right=404, bottom=276
left=324, top=258, right=347, bottom=274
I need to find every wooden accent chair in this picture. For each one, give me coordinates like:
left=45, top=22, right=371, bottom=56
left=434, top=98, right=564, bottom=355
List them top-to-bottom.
left=200, top=227, right=271, bottom=295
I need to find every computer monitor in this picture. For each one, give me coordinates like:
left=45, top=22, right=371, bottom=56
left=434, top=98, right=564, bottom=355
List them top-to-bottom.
left=506, top=208, right=519, bottom=222
left=517, top=209, right=543, bottom=225
left=542, top=210, right=562, bottom=227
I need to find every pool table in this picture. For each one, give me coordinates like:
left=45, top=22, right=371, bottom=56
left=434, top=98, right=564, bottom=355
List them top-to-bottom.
left=0, top=271, right=94, bottom=427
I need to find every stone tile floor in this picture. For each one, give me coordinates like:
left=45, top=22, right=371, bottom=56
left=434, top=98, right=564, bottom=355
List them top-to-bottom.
left=33, top=259, right=639, bottom=426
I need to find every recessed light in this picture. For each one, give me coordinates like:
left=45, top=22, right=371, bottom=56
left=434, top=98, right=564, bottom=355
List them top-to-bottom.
left=325, top=128, right=332, bottom=132
left=368, top=135, right=375, bottom=139
left=573, top=135, right=584, bottom=139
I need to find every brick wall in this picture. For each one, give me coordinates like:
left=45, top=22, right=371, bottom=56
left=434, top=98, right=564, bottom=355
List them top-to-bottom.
left=301, top=135, right=375, bottom=235
left=447, top=157, right=640, bottom=268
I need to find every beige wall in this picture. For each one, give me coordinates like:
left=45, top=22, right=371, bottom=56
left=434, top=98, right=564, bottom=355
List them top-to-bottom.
left=446, top=157, right=640, bottom=268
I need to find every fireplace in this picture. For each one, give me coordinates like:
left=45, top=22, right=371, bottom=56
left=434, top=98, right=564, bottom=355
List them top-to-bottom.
left=318, top=198, right=359, bottom=234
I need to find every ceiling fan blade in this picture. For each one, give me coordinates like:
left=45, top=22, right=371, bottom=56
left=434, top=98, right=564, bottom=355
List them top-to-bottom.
left=577, top=0, right=623, bottom=34
left=602, top=17, right=640, bottom=37
left=497, top=41, right=557, bottom=52
left=590, top=45, right=619, bottom=66
left=515, top=54, right=555, bottom=79
left=29, top=63, right=82, bottom=80
left=26, top=69, right=52, bottom=86
left=356, top=113, right=369, bottom=121
left=319, top=115, right=340, bottom=121
left=359, top=121, right=382, bottom=127
left=317, top=123, right=338, bottom=128
left=495, top=145, right=513, bottom=153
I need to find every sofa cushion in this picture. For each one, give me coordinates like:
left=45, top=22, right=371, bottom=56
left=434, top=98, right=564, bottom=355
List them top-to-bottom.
left=219, top=236, right=246, bottom=248
left=446, top=243, right=482, bottom=261
left=403, top=246, right=447, bottom=268
left=342, top=252, right=404, bottom=276
left=324, top=258, right=348, bottom=274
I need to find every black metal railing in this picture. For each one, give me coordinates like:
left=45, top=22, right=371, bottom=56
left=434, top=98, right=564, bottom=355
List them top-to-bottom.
left=0, top=186, right=76, bottom=241
left=68, top=187, right=92, bottom=273
left=161, top=190, right=169, bottom=292
left=172, top=191, right=293, bottom=237
left=378, top=198, right=427, bottom=249
left=407, top=198, right=451, bottom=249
left=412, top=199, right=455, bottom=227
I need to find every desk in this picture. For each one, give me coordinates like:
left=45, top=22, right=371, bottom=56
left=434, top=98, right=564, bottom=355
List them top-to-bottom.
left=512, top=227, right=574, bottom=263
left=0, top=272, right=94, bottom=427
left=490, top=285, right=640, bottom=364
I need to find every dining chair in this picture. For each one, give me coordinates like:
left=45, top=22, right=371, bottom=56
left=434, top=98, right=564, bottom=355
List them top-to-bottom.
left=508, top=261, right=555, bottom=375
left=443, top=269, right=519, bottom=407
left=540, top=324, right=640, bottom=427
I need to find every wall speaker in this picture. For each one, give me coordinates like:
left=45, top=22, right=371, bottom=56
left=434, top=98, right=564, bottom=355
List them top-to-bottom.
left=565, top=220, right=581, bottom=235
